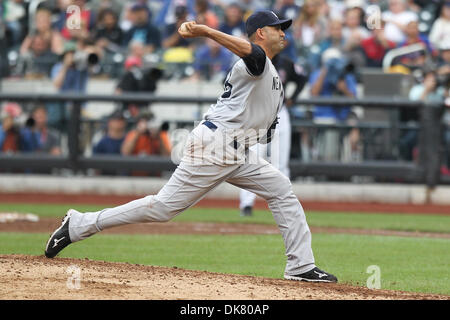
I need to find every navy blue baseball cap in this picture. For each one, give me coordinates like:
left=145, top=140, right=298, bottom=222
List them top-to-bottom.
left=245, top=10, right=292, bottom=37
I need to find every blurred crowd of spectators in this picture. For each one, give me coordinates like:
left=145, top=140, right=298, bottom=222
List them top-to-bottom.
left=0, top=0, right=449, bottom=175
left=0, top=0, right=448, bottom=81
left=0, top=101, right=172, bottom=175
left=0, top=102, right=62, bottom=155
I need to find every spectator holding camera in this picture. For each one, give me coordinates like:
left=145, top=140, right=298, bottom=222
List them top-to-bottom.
left=49, top=40, right=101, bottom=129
left=51, top=41, right=98, bottom=92
left=309, top=48, right=359, bottom=161
left=310, top=48, right=357, bottom=121
left=115, top=54, right=163, bottom=118
left=115, top=55, right=144, bottom=118
left=0, top=103, right=22, bottom=154
left=20, top=105, right=62, bottom=156
left=0, top=114, right=20, bottom=154
left=121, top=114, right=169, bottom=157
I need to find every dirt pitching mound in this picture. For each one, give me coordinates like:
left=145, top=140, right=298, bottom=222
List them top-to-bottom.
left=1, top=218, right=450, bottom=239
left=0, top=255, right=447, bottom=300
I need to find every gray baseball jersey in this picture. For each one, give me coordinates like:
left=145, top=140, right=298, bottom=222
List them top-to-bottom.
left=204, top=45, right=284, bottom=146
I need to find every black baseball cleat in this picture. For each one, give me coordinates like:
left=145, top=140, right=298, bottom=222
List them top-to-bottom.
left=240, top=206, right=253, bottom=217
left=45, top=210, right=74, bottom=258
left=284, top=267, right=338, bottom=283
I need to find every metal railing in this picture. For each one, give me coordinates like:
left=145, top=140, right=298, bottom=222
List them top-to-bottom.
left=0, top=92, right=446, bottom=187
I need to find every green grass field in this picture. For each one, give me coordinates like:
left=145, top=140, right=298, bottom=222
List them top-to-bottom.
left=0, top=202, right=449, bottom=295
left=2, top=202, right=450, bottom=233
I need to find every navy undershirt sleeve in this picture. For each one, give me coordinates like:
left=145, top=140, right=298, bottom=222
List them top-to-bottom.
left=242, top=43, right=266, bottom=76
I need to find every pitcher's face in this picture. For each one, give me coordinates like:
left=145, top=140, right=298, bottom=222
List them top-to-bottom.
left=263, top=25, right=286, bottom=55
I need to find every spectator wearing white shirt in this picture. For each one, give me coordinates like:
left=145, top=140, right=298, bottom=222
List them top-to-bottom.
left=292, top=0, right=328, bottom=57
left=382, top=0, right=418, bottom=44
left=429, top=1, right=450, bottom=51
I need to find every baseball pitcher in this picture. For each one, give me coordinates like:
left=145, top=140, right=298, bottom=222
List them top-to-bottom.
left=45, top=10, right=337, bottom=283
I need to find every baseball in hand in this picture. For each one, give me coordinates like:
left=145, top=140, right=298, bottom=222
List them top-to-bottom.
left=178, top=21, right=199, bottom=38
left=179, top=22, right=189, bottom=33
